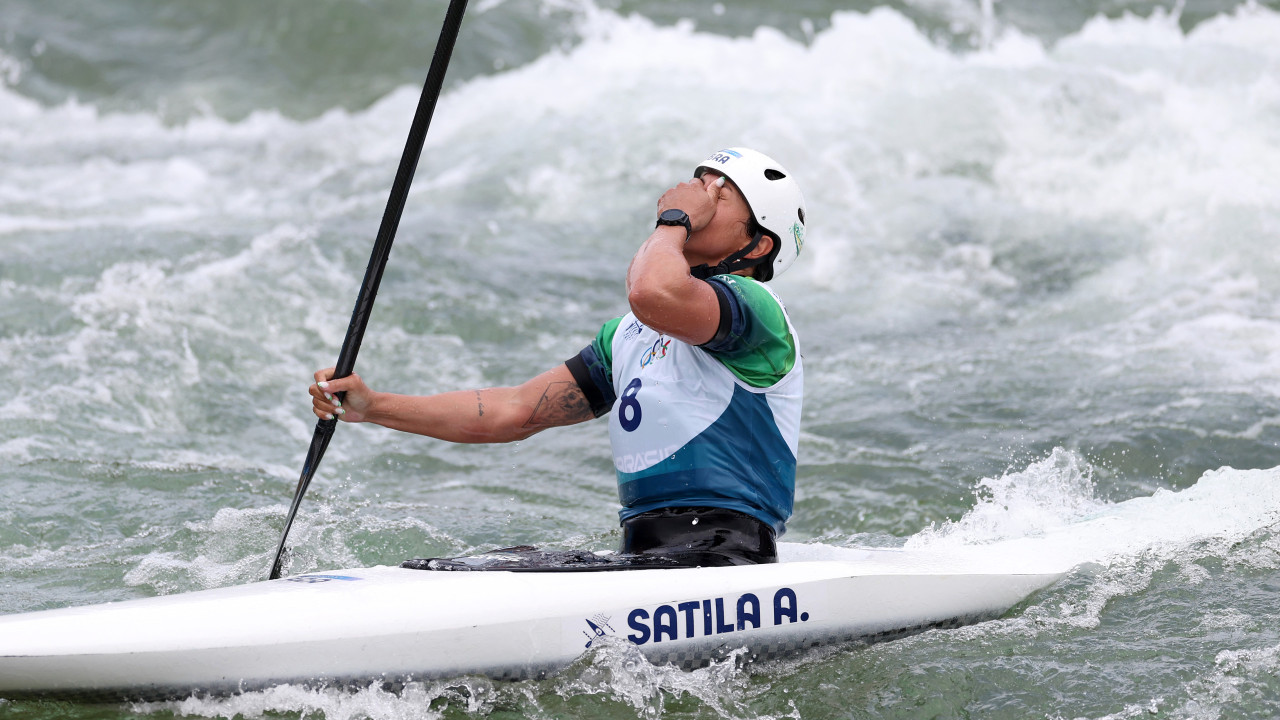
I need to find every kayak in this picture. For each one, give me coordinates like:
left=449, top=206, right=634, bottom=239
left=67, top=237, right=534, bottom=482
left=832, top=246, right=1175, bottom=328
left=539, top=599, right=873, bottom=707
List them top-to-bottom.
left=0, top=542, right=1071, bottom=702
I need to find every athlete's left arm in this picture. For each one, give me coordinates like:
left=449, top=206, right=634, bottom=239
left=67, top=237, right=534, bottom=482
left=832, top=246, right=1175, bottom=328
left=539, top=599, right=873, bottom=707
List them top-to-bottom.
left=310, top=363, right=597, bottom=443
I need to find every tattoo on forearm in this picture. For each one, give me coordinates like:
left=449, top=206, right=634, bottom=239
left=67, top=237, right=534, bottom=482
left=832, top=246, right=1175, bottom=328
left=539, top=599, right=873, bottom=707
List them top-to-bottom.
left=523, top=381, right=593, bottom=428
left=476, top=390, right=485, bottom=417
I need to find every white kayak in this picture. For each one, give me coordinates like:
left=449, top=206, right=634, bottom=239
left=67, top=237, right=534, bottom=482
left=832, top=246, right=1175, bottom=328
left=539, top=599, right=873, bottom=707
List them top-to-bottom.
left=0, top=542, right=1071, bottom=701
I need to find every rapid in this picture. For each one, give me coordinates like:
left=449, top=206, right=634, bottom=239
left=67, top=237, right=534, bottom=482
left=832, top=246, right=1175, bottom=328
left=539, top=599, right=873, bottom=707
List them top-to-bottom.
left=2, top=0, right=1279, bottom=718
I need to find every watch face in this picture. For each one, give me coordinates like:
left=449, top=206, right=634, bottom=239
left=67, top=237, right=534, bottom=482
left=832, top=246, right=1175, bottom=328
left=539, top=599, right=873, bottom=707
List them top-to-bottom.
left=660, top=209, right=688, bottom=224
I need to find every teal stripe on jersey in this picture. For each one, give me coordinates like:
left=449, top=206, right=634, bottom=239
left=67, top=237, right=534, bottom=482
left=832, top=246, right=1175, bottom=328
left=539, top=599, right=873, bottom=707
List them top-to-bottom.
left=616, top=384, right=796, bottom=533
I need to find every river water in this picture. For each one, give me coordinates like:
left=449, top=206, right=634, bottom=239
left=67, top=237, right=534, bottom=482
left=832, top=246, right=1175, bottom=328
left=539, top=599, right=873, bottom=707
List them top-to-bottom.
left=3, top=0, right=1280, bottom=718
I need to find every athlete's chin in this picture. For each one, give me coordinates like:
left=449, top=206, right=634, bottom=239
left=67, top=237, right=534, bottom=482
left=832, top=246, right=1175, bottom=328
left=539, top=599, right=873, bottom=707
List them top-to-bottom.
left=681, top=248, right=716, bottom=269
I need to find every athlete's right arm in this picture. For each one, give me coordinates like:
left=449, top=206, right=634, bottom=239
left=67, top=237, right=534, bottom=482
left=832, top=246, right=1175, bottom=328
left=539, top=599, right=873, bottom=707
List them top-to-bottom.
left=309, top=363, right=596, bottom=444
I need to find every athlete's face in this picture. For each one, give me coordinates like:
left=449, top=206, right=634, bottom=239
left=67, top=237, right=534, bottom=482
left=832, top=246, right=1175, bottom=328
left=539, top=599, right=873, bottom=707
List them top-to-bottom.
left=684, top=172, right=773, bottom=272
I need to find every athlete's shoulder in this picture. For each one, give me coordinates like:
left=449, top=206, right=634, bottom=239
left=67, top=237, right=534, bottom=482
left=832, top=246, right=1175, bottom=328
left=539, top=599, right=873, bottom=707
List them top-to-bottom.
left=713, top=273, right=771, bottom=295
left=708, top=274, right=790, bottom=331
left=714, top=274, right=787, bottom=308
left=701, top=275, right=796, bottom=387
left=597, top=316, right=625, bottom=346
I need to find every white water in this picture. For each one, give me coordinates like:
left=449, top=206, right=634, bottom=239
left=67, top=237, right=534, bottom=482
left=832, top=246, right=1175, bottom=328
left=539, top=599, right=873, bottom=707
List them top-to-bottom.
left=5, top=2, right=1280, bottom=719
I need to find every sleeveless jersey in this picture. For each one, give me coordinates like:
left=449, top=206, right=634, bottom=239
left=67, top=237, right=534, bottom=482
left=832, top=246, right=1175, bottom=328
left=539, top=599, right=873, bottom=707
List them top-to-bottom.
left=573, top=275, right=803, bottom=534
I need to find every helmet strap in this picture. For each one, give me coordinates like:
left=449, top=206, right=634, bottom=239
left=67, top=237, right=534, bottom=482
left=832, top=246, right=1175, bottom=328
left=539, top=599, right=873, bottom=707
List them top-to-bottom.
left=690, top=229, right=769, bottom=281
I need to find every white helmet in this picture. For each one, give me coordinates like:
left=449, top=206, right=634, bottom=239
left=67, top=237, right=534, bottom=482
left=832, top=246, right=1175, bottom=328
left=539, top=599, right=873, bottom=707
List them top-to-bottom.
left=695, top=147, right=807, bottom=281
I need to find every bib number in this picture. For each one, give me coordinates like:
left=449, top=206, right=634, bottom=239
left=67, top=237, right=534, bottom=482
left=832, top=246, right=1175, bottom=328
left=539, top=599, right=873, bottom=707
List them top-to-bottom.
left=619, top=378, right=642, bottom=432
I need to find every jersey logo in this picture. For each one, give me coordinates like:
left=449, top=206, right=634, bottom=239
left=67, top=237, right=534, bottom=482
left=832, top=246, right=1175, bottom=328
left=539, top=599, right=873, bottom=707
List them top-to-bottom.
left=623, top=319, right=645, bottom=341
left=639, top=337, right=671, bottom=368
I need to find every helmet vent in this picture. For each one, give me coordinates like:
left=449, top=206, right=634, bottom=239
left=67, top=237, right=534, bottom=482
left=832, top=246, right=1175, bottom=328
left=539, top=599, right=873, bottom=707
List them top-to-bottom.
left=763, top=169, right=787, bottom=181
left=798, top=208, right=806, bottom=223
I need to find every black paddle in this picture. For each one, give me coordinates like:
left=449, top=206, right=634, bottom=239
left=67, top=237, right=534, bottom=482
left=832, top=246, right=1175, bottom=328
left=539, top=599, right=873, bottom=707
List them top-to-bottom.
left=269, top=0, right=470, bottom=580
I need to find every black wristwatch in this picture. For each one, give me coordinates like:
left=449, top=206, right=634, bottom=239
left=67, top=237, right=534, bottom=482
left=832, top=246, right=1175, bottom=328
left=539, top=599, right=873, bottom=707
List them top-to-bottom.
left=656, top=208, right=692, bottom=240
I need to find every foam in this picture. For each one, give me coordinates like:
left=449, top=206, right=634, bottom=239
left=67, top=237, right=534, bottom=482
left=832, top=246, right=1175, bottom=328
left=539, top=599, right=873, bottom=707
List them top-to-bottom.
left=3, top=4, right=1275, bottom=327
left=907, top=447, right=1106, bottom=547
left=898, top=448, right=1280, bottom=634
left=122, top=502, right=463, bottom=594
left=133, top=640, right=770, bottom=720
left=1169, top=643, right=1280, bottom=719
left=134, top=679, right=495, bottom=720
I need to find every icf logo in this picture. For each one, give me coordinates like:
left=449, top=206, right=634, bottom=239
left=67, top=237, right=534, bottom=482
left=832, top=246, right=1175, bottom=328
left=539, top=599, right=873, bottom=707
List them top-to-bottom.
left=582, top=614, right=616, bottom=648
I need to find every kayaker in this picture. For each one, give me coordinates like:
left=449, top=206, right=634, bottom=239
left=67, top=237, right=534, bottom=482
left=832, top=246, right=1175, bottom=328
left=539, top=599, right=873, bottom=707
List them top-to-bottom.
left=310, top=147, right=806, bottom=567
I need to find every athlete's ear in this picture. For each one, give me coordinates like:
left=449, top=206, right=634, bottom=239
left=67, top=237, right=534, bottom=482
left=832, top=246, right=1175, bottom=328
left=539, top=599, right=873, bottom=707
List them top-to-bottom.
left=745, top=234, right=773, bottom=260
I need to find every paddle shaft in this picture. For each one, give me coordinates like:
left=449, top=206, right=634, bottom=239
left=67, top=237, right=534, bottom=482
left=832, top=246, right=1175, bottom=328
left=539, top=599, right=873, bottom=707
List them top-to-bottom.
left=269, top=0, right=469, bottom=580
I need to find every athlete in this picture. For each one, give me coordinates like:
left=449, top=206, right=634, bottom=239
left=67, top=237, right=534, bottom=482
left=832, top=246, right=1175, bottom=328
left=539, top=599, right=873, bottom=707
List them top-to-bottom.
left=310, top=147, right=806, bottom=566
